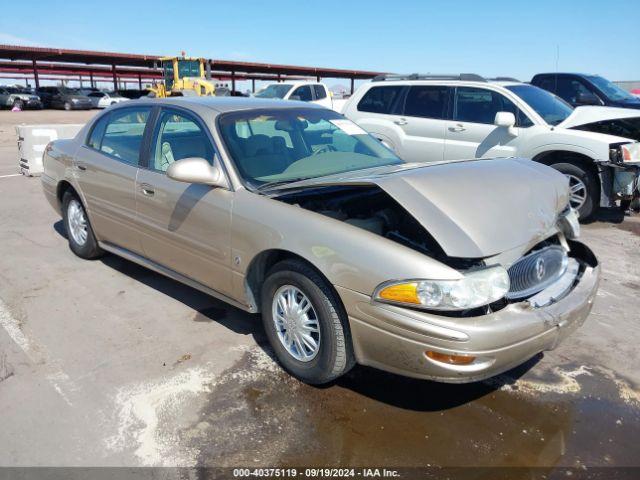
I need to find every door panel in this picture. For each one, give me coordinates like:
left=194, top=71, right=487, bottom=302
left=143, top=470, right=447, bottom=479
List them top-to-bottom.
left=394, top=85, right=451, bottom=163
left=444, top=87, right=519, bottom=161
left=74, top=106, right=152, bottom=254
left=135, top=107, right=233, bottom=294
left=396, top=117, right=447, bottom=162
left=75, top=146, right=142, bottom=253
left=135, top=169, right=233, bottom=294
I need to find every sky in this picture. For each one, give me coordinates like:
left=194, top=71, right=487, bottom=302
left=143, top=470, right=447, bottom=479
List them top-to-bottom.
left=1, top=0, right=639, bottom=89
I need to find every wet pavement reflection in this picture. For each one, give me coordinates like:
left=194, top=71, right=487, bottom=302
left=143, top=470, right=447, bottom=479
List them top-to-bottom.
left=188, top=349, right=639, bottom=471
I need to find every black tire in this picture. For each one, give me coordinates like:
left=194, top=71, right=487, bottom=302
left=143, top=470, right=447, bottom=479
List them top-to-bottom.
left=12, top=99, right=24, bottom=109
left=64, top=101, right=71, bottom=111
left=549, top=161, right=599, bottom=221
left=61, top=191, right=104, bottom=259
left=261, top=259, right=355, bottom=384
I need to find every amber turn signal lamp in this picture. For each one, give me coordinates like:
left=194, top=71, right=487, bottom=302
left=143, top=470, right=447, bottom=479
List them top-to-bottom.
left=377, top=282, right=420, bottom=304
left=425, top=351, right=476, bottom=365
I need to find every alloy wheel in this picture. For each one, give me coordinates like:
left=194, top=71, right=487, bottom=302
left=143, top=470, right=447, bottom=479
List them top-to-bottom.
left=565, top=174, right=587, bottom=213
left=67, top=199, right=88, bottom=246
left=272, top=285, right=321, bottom=362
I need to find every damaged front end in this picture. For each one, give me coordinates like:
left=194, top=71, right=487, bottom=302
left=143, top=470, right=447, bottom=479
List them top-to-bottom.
left=272, top=157, right=590, bottom=314
left=267, top=159, right=600, bottom=382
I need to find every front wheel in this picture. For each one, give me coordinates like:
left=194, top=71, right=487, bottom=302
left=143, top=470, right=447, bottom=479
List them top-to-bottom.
left=12, top=99, right=24, bottom=110
left=64, top=101, right=71, bottom=111
left=550, top=161, right=599, bottom=220
left=61, top=191, right=103, bottom=259
left=261, top=260, right=355, bottom=384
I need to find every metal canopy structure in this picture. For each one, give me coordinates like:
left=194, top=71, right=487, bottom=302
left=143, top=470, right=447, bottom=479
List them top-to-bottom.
left=0, top=44, right=382, bottom=93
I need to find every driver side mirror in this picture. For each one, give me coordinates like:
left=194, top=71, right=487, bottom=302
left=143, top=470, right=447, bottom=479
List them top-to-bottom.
left=576, top=91, right=601, bottom=106
left=289, top=95, right=301, bottom=101
left=494, top=111, right=517, bottom=136
left=167, top=157, right=227, bottom=188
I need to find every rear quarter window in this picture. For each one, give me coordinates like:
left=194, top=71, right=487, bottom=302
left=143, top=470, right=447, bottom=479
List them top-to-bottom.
left=357, top=86, right=403, bottom=114
left=86, top=114, right=110, bottom=150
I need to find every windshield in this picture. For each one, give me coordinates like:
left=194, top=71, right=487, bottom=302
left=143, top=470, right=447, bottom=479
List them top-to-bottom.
left=587, top=75, right=636, bottom=102
left=255, top=84, right=294, bottom=99
left=506, top=84, right=574, bottom=126
left=218, top=108, right=403, bottom=189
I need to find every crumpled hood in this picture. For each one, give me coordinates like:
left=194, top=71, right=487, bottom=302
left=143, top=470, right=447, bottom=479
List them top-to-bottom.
left=558, top=106, right=640, bottom=129
left=277, top=158, right=569, bottom=258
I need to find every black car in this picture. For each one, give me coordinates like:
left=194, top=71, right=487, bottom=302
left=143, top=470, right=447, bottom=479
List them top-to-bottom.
left=531, top=73, right=640, bottom=110
left=36, top=86, right=93, bottom=110
left=117, top=89, right=148, bottom=99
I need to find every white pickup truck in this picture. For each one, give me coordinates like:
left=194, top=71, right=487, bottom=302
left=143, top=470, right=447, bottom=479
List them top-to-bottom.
left=254, top=81, right=334, bottom=110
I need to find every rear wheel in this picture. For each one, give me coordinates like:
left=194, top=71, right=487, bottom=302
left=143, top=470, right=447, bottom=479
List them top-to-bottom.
left=549, top=161, right=599, bottom=220
left=61, top=191, right=103, bottom=259
left=261, top=259, right=355, bottom=384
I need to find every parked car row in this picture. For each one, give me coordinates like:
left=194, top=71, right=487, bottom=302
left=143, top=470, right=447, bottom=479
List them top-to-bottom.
left=0, top=85, right=134, bottom=110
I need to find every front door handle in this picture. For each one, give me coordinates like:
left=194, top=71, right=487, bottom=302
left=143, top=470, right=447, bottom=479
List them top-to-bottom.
left=393, top=118, right=408, bottom=126
left=448, top=124, right=466, bottom=132
left=74, top=162, right=87, bottom=171
left=139, top=183, right=155, bottom=196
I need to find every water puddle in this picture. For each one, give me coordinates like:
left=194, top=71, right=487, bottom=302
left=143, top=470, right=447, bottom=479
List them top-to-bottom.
left=188, top=348, right=640, bottom=469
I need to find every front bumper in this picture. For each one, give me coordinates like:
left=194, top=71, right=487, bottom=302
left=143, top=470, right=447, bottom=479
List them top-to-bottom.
left=338, top=242, right=600, bottom=383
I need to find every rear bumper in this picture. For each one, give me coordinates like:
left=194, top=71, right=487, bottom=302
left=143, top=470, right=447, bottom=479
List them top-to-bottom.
left=338, top=242, right=600, bottom=383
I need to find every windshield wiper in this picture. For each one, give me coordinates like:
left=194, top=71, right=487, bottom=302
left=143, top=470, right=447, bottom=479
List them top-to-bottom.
left=255, top=177, right=312, bottom=192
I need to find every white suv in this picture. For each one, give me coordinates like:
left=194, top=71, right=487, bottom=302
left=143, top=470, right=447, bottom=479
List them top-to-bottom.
left=343, top=74, right=640, bottom=219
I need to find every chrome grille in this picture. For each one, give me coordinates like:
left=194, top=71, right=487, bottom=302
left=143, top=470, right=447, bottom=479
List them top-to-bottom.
left=506, top=245, right=568, bottom=300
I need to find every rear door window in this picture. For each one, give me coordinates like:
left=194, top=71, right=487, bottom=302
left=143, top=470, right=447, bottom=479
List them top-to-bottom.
left=556, top=78, right=592, bottom=105
left=313, top=84, right=327, bottom=100
left=291, top=85, right=313, bottom=101
left=357, top=86, right=403, bottom=114
left=403, top=86, right=450, bottom=119
left=99, top=107, right=152, bottom=165
left=86, top=114, right=110, bottom=150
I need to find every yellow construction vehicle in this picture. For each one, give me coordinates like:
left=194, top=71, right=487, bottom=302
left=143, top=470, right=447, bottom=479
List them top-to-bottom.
left=148, top=55, right=216, bottom=98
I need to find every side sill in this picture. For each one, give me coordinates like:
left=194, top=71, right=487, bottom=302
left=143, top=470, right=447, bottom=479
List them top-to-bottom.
left=99, top=241, right=257, bottom=313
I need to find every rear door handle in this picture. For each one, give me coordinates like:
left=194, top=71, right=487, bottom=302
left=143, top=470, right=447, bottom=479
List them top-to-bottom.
left=393, top=118, right=408, bottom=126
left=448, top=124, right=466, bottom=132
left=74, top=162, right=87, bottom=171
left=139, top=183, right=155, bottom=196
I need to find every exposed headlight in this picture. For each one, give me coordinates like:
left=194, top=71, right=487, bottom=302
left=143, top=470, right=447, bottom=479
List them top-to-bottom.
left=71, top=98, right=79, bottom=103
left=610, top=142, right=640, bottom=164
left=374, top=266, right=510, bottom=311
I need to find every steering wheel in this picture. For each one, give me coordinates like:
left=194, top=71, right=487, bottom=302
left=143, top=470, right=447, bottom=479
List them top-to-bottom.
left=313, top=144, right=337, bottom=155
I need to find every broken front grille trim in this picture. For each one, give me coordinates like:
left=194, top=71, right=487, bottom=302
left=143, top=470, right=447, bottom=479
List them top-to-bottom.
left=506, top=245, right=569, bottom=300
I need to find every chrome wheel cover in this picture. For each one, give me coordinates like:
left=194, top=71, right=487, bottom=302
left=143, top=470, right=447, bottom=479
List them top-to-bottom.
left=566, top=174, right=587, bottom=212
left=67, top=199, right=88, bottom=246
left=272, top=285, right=320, bottom=362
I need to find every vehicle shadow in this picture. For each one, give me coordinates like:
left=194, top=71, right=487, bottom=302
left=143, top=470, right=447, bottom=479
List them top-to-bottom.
left=586, top=206, right=625, bottom=224
left=53, top=219, right=537, bottom=412
left=53, top=220, right=264, bottom=338
left=334, top=354, right=542, bottom=412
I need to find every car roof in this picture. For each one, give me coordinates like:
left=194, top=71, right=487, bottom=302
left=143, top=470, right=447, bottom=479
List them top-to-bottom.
left=533, top=73, right=597, bottom=78
left=363, top=79, right=528, bottom=89
left=133, top=96, right=324, bottom=113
